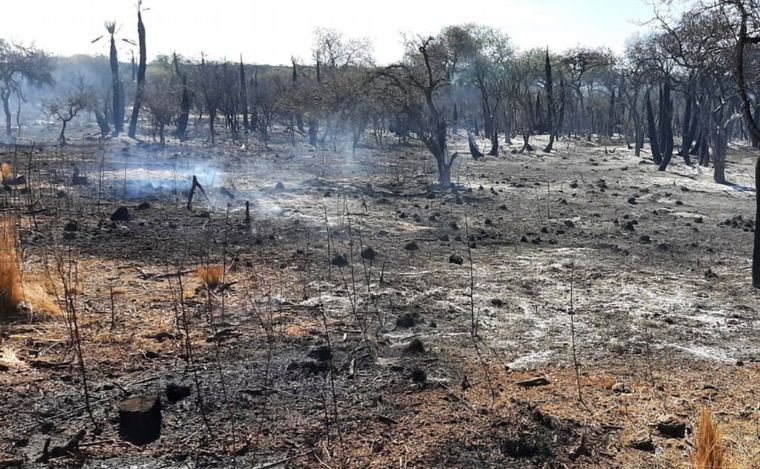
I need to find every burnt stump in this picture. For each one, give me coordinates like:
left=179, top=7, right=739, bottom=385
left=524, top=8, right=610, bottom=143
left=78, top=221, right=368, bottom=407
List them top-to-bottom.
left=119, top=395, right=162, bottom=445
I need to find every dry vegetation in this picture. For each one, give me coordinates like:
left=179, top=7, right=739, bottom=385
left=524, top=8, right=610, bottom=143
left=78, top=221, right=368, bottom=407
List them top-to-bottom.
left=1, top=1, right=760, bottom=467
left=0, top=133, right=758, bottom=468
left=0, top=217, right=22, bottom=316
left=692, top=407, right=733, bottom=469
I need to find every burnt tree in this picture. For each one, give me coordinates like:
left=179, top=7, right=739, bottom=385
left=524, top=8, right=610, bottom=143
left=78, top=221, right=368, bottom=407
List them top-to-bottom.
left=127, top=2, right=146, bottom=139
left=544, top=49, right=555, bottom=152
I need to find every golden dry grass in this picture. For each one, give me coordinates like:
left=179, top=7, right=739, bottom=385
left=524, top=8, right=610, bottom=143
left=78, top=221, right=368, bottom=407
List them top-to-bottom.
left=1, top=162, right=10, bottom=180
left=0, top=218, right=23, bottom=316
left=0, top=218, right=59, bottom=318
left=196, top=264, right=224, bottom=289
left=692, top=407, right=733, bottom=469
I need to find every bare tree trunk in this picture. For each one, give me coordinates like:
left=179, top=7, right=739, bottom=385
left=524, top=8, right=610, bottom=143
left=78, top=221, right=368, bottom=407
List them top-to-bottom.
left=128, top=9, right=147, bottom=139
left=110, top=37, right=123, bottom=135
left=544, top=49, right=555, bottom=153
left=174, top=55, right=190, bottom=140
left=239, top=57, right=248, bottom=131
left=658, top=80, right=674, bottom=171
left=679, top=80, right=695, bottom=163
left=2, top=89, right=11, bottom=135
left=645, top=90, right=661, bottom=165
left=95, top=109, right=110, bottom=137
left=209, top=112, right=216, bottom=144
left=58, top=120, right=67, bottom=146
left=488, top=129, right=499, bottom=156
left=468, top=132, right=483, bottom=159
left=518, top=133, right=534, bottom=153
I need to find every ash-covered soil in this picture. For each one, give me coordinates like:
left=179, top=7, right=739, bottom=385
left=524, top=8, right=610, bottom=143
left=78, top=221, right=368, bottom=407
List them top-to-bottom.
left=1, top=133, right=759, bottom=468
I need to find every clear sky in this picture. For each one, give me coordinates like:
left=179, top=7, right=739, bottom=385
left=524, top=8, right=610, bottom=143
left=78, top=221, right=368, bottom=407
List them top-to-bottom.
left=0, top=0, right=656, bottom=65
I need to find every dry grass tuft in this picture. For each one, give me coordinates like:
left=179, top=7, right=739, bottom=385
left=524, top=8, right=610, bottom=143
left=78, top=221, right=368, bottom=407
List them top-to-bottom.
left=1, top=162, right=10, bottom=180
left=0, top=218, right=23, bottom=316
left=0, top=218, right=59, bottom=318
left=196, top=264, right=224, bottom=289
left=692, top=407, right=733, bottom=469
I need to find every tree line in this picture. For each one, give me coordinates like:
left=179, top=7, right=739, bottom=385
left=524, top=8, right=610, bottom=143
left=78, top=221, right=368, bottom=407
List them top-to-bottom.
left=1, top=1, right=760, bottom=279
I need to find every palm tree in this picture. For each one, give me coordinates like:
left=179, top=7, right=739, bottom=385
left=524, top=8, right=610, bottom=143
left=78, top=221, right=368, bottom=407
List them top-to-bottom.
left=127, top=1, right=147, bottom=139
left=92, top=22, right=133, bottom=135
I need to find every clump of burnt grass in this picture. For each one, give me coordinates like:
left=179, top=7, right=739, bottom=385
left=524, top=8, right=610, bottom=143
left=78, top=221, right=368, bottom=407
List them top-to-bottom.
left=0, top=217, right=23, bottom=316
left=196, top=264, right=224, bottom=289
left=692, top=407, right=733, bottom=469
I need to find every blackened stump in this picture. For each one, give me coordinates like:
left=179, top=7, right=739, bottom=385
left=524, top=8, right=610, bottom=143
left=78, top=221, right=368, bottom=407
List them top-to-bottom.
left=119, top=395, right=161, bottom=445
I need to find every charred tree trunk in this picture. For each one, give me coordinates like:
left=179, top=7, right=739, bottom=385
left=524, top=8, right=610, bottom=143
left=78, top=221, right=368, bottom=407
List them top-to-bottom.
left=735, top=6, right=760, bottom=287
left=127, top=8, right=146, bottom=139
left=110, top=36, right=124, bottom=135
left=544, top=49, right=555, bottom=153
left=174, top=55, right=190, bottom=140
left=239, top=57, right=249, bottom=131
left=557, top=75, right=566, bottom=140
left=658, top=80, right=674, bottom=171
left=679, top=81, right=695, bottom=162
left=607, top=87, right=616, bottom=137
left=2, top=88, right=11, bottom=135
left=645, top=90, right=661, bottom=165
left=482, top=101, right=492, bottom=138
left=95, top=108, right=110, bottom=137
left=209, top=111, right=216, bottom=144
left=308, top=118, right=318, bottom=146
left=58, top=120, right=68, bottom=146
left=488, top=128, right=499, bottom=156
left=468, top=132, right=483, bottom=159
left=518, top=133, right=534, bottom=153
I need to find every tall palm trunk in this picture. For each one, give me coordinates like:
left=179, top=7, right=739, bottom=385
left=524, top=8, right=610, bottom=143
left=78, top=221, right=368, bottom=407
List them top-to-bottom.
left=128, top=9, right=146, bottom=138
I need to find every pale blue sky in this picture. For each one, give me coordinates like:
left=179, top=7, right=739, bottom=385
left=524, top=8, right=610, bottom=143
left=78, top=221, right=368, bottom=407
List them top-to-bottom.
left=1, top=0, right=659, bottom=64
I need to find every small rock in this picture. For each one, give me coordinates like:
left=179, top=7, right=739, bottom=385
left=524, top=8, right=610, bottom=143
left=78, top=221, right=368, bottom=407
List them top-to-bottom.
left=274, top=182, right=285, bottom=190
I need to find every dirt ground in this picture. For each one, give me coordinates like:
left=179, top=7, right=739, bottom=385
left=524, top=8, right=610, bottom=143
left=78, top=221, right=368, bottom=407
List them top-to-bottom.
left=1, top=130, right=759, bottom=468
